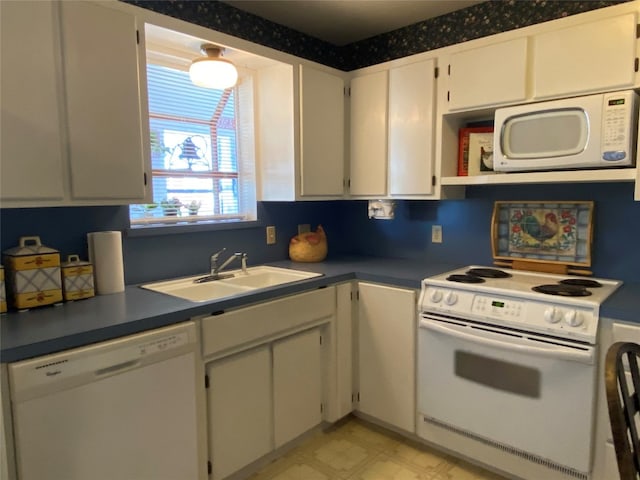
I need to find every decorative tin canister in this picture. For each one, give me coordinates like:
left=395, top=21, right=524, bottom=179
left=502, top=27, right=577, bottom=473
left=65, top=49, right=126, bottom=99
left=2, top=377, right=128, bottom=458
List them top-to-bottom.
left=3, top=236, right=63, bottom=310
left=61, top=255, right=95, bottom=301
left=0, top=265, right=6, bottom=313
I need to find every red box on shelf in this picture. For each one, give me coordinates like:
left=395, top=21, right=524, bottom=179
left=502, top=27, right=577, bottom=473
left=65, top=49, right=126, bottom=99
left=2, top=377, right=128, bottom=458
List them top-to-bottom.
left=458, top=126, right=494, bottom=176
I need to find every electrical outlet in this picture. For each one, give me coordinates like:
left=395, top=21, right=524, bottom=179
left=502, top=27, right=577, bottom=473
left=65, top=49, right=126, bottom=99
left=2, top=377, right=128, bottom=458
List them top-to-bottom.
left=298, top=224, right=311, bottom=235
left=432, top=225, right=443, bottom=243
left=266, top=226, right=276, bottom=245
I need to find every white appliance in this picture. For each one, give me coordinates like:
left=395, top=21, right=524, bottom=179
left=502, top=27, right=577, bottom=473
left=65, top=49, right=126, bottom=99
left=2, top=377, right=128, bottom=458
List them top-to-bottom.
left=493, top=90, right=638, bottom=172
left=417, top=266, right=622, bottom=480
left=8, top=321, right=207, bottom=480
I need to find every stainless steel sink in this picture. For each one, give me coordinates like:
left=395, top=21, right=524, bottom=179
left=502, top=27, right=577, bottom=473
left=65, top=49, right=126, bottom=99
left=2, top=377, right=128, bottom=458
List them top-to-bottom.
left=141, top=266, right=323, bottom=302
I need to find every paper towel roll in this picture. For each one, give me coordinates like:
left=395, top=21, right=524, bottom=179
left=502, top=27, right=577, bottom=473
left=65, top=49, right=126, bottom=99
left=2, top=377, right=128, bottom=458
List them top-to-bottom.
left=88, top=231, right=125, bottom=294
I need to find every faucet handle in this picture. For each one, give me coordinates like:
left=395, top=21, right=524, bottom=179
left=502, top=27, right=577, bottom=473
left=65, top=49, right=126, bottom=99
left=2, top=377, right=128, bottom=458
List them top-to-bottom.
left=211, top=248, right=226, bottom=261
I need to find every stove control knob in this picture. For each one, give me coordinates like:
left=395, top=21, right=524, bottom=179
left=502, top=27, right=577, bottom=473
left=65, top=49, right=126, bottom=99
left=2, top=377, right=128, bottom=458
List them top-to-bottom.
left=429, top=290, right=443, bottom=303
left=444, top=292, right=458, bottom=306
left=544, top=307, right=562, bottom=324
left=564, top=310, right=582, bottom=327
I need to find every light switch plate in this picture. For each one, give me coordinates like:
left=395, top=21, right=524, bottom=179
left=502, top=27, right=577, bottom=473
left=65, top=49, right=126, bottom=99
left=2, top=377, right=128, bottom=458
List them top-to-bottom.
left=432, top=225, right=443, bottom=243
left=266, top=226, right=276, bottom=245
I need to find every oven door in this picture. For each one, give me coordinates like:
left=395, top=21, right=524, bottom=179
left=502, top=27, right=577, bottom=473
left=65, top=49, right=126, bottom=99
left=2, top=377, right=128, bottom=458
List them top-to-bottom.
left=417, top=314, right=597, bottom=474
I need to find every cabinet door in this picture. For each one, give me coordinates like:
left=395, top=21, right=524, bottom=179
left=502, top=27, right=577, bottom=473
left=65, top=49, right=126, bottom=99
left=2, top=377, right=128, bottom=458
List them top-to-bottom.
left=0, top=1, right=65, bottom=201
left=60, top=1, right=147, bottom=201
left=533, top=13, right=637, bottom=100
left=448, top=38, right=528, bottom=111
left=389, top=59, right=435, bottom=196
left=300, top=65, right=345, bottom=196
left=349, top=71, right=388, bottom=196
left=357, top=283, right=416, bottom=433
left=273, top=328, right=322, bottom=448
left=207, top=346, right=272, bottom=480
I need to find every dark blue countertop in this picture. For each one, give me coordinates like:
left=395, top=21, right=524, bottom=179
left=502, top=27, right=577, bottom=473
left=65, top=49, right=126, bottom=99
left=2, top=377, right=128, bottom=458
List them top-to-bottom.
left=1, top=256, right=638, bottom=363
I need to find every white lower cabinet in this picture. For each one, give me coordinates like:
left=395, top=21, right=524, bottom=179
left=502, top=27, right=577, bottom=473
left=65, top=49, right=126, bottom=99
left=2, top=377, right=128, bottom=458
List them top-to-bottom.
left=356, top=282, right=416, bottom=433
left=201, top=288, right=335, bottom=479
left=206, top=328, right=322, bottom=479
left=274, top=329, right=322, bottom=448
left=207, top=346, right=272, bottom=480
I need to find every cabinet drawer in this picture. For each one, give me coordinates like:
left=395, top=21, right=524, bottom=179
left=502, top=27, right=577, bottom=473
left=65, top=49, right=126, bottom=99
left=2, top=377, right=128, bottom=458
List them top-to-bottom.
left=201, top=287, right=335, bottom=357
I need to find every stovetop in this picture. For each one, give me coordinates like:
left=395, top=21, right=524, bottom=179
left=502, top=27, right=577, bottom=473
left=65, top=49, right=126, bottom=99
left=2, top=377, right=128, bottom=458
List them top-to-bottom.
left=419, top=266, right=622, bottom=344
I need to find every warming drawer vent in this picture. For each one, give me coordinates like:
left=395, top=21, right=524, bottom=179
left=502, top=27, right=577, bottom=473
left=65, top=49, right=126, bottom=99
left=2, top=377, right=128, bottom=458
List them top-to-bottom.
left=422, top=416, right=587, bottom=480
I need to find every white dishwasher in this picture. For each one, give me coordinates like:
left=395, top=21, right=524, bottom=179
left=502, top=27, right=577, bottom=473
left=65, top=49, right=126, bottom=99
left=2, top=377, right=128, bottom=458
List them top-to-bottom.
left=8, top=321, right=207, bottom=480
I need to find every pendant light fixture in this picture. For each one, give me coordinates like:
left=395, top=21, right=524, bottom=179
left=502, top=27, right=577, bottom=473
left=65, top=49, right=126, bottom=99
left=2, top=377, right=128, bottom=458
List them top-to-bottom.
left=189, top=44, right=238, bottom=89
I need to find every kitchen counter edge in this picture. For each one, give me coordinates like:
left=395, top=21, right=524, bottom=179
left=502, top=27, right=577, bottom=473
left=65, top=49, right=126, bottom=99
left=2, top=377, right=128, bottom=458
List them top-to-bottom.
left=1, top=257, right=638, bottom=362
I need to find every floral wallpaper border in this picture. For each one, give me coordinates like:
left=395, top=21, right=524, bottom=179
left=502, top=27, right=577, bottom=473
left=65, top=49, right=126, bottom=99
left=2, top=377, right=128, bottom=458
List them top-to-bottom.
left=123, top=0, right=627, bottom=71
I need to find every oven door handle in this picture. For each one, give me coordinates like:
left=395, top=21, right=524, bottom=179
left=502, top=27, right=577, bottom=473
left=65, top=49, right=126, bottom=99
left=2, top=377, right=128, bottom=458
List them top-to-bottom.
left=419, top=319, right=595, bottom=364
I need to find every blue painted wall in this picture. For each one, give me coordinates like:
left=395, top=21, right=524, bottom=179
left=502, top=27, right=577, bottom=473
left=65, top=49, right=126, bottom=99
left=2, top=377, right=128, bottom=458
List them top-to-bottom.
left=2, top=0, right=638, bottom=286
left=336, top=184, right=640, bottom=283
left=0, top=202, right=346, bottom=285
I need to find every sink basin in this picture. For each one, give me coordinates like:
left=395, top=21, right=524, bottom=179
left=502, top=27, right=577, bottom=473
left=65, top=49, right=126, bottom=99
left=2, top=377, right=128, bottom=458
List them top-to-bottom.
left=141, top=266, right=323, bottom=302
left=223, top=266, right=322, bottom=289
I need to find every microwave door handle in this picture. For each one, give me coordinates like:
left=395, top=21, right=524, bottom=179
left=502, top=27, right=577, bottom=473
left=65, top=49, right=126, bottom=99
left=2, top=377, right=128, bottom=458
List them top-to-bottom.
left=419, top=319, right=594, bottom=365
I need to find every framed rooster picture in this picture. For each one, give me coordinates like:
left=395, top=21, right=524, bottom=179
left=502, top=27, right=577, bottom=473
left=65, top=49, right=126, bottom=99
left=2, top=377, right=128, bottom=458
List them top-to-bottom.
left=491, top=201, right=594, bottom=272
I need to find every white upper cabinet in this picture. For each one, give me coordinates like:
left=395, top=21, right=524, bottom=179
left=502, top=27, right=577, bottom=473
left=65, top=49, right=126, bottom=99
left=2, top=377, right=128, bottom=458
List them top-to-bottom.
left=0, top=1, right=65, bottom=202
left=0, top=1, right=150, bottom=207
left=61, top=1, right=148, bottom=200
left=445, top=6, right=639, bottom=113
left=532, top=12, right=638, bottom=100
left=447, top=38, right=528, bottom=111
left=388, top=59, right=436, bottom=196
left=257, top=63, right=346, bottom=201
left=300, top=65, right=345, bottom=196
left=349, top=70, right=389, bottom=196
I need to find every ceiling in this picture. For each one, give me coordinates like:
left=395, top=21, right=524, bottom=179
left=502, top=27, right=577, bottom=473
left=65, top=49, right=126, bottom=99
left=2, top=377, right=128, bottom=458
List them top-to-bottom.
left=221, top=0, right=484, bottom=46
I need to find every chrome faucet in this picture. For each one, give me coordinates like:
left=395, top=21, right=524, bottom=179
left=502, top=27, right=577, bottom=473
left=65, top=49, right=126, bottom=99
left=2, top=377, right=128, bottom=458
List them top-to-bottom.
left=209, top=248, right=227, bottom=276
left=195, top=249, right=247, bottom=283
left=214, top=251, right=247, bottom=276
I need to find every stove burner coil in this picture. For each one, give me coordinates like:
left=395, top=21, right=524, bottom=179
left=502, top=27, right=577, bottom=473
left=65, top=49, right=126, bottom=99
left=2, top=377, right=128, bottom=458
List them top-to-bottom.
left=466, top=268, right=512, bottom=279
left=447, top=274, right=486, bottom=284
left=559, top=278, right=602, bottom=288
left=532, top=284, right=592, bottom=297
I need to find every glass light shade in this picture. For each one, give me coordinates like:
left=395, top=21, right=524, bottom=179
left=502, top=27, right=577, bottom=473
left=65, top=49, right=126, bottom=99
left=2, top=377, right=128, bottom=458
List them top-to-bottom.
left=189, top=57, right=238, bottom=89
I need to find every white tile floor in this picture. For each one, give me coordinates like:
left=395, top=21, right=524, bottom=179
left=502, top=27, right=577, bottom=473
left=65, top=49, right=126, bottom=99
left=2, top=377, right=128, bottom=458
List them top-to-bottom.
left=249, top=417, right=508, bottom=480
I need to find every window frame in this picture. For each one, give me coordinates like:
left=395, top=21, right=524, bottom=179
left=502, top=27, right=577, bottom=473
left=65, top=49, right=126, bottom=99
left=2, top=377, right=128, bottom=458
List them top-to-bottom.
left=129, top=34, right=258, bottom=232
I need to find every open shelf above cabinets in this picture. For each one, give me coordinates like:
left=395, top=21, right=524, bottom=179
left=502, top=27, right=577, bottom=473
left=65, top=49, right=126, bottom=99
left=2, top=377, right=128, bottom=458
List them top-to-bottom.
left=437, top=108, right=639, bottom=198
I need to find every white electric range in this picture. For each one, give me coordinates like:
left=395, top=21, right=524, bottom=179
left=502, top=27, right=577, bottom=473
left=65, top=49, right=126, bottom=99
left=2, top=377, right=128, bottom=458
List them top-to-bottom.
left=419, top=265, right=622, bottom=344
left=417, top=266, right=622, bottom=480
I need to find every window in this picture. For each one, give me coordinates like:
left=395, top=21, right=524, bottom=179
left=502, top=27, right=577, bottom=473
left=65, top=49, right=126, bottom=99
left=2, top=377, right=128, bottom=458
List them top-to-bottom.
left=130, top=55, right=256, bottom=227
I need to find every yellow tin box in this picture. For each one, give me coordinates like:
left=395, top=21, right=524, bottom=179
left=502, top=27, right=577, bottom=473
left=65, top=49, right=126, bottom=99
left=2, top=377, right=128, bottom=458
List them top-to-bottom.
left=3, top=236, right=63, bottom=310
left=61, top=255, right=95, bottom=301
left=1, top=265, right=6, bottom=313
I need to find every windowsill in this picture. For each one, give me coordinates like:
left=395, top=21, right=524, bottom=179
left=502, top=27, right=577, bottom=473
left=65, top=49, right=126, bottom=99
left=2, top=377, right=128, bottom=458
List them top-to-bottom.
left=126, top=219, right=263, bottom=237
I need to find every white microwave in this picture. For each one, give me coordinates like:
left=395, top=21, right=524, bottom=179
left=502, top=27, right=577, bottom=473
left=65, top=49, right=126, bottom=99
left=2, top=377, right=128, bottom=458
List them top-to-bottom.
left=493, top=90, right=638, bottom=172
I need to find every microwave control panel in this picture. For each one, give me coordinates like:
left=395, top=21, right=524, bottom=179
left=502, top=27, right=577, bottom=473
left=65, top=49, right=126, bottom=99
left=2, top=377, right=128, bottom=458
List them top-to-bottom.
left=602, top=90, right=637, bottom=162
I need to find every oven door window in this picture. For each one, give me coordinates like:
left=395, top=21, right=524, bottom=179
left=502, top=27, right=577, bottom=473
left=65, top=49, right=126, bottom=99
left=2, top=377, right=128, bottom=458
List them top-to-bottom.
left=454, top=350, right=540, bottom=398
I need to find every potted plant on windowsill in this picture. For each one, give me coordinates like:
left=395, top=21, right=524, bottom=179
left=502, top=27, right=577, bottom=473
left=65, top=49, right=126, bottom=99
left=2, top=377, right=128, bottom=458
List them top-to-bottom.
left=160, top=197, right=182, bottom=216
left=186, top=200, right=201, bottom=216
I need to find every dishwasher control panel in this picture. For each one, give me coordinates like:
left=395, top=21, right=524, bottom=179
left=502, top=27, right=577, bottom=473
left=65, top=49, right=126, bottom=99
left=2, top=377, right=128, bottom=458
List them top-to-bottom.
left=9, top=322, right=197, bottom=398
left=137, top=332, right=189, bottom=357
